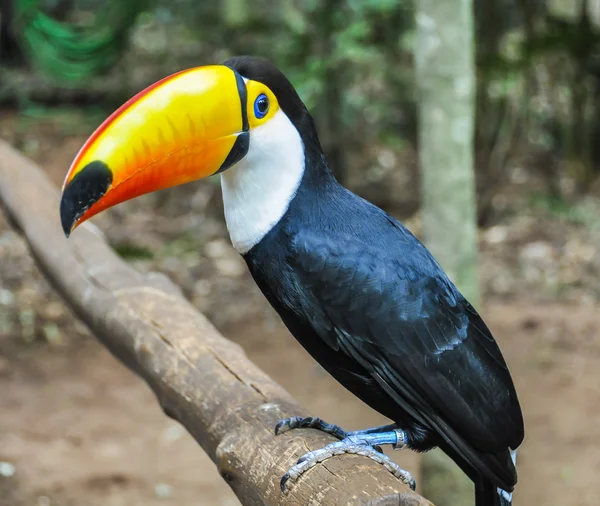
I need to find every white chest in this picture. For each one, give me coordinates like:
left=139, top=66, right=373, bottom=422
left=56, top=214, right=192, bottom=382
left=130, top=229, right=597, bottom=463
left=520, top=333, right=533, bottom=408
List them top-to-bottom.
left=220, top=110, right=305, bottom=254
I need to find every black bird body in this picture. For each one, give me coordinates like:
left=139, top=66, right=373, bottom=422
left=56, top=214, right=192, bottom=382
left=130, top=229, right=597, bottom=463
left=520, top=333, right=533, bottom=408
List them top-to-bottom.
left=222, top=56, right=524, bottom=504
left=243, top=147, right=523, bottom=498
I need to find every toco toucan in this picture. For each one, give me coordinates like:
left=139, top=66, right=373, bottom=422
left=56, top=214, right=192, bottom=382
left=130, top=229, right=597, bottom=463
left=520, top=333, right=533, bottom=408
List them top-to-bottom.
left=60, top=56, right=524, bottom=506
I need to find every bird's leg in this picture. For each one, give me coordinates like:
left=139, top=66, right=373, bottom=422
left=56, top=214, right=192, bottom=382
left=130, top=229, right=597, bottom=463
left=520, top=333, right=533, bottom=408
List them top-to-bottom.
left=275, top=416, right=397, bottom=441
left=275, top=417, right=415, bottom=493
left=348, top=423, right=402, bottom=441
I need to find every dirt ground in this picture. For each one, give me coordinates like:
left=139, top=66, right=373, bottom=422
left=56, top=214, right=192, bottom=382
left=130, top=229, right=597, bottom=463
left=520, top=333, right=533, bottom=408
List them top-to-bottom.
left=2, top=111, right=600, bottom=505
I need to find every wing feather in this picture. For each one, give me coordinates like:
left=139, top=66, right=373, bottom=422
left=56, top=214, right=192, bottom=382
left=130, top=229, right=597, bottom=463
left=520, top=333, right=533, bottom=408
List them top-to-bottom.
left=288, top=227, right=523, bottom=456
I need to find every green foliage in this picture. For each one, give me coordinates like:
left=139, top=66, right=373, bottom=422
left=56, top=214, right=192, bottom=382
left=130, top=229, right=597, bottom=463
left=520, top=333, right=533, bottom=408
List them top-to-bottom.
left=14, top=0, right=149, bottom=83
left=113, top=242, right=155, bottom=260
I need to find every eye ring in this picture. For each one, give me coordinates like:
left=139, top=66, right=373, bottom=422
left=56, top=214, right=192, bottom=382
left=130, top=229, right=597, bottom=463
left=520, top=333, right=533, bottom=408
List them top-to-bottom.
left=254, top=94, right=269, bottom=119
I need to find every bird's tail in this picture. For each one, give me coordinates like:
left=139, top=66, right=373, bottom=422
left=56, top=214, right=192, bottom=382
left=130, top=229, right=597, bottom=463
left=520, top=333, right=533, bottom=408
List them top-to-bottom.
left=475, top=448, right=517, bottom=506
left=475, top=478, right=512, bottom=506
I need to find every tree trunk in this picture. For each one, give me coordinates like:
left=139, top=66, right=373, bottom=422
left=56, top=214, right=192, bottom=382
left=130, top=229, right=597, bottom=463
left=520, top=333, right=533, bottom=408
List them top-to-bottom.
left=414, top=0, right=478, bottom=504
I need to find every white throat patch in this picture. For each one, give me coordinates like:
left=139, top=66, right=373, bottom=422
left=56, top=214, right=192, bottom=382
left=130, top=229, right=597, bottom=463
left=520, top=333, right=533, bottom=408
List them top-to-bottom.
left=220, top=110, right=305, bottom=254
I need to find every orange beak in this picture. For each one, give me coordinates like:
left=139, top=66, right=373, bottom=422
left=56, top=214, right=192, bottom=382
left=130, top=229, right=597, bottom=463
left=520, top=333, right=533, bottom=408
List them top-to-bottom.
left=60, top=65, right=249, bottom=237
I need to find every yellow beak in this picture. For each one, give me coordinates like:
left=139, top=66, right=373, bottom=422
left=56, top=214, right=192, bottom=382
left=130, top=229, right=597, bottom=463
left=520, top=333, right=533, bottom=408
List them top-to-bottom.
left=60, top=65, right=249, bottom=237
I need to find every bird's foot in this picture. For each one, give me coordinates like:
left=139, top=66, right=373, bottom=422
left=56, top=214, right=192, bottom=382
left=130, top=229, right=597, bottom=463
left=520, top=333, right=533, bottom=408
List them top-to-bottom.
left=275, top=418, right=415, bottom=493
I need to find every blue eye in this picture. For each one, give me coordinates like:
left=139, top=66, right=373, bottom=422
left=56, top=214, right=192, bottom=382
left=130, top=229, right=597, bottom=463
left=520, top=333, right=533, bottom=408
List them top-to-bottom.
left=254, top=94, right=269, bottom=119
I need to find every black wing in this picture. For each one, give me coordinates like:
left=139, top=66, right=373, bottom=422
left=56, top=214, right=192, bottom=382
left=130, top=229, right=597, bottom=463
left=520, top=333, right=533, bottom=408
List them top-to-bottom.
left=288, top=224, right=523, bottom=483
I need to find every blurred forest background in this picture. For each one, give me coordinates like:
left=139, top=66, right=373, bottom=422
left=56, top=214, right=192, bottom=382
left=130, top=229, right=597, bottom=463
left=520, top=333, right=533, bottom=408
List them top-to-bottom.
left=1, top=1, right=600, bottom=505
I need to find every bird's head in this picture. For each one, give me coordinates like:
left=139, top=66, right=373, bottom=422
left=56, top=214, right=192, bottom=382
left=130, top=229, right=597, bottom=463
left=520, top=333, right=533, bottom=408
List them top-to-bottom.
left=60, top=56, right=316, bottom=237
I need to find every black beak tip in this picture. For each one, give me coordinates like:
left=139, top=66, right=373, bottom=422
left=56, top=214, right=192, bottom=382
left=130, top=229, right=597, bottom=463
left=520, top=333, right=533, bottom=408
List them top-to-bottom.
left=59, top=160, right=112, bottom=239
left=59, top=196, right=73, bottom=238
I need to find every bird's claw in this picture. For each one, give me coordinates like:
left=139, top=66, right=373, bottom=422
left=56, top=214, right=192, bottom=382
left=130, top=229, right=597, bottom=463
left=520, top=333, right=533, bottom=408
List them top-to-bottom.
left=274, top=416, right=348, bottom=439
left=274, top=416, right=304, bottom=435
left=279, top=440, right=415, bottom=493
left=296, top=453, right=311, bottom=465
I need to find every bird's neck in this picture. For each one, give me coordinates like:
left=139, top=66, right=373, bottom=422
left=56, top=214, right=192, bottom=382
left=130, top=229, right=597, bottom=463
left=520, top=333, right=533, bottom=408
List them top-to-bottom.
left=220, top=110, right=338, bottom=254
left=220, top=111, right=305, bottom=254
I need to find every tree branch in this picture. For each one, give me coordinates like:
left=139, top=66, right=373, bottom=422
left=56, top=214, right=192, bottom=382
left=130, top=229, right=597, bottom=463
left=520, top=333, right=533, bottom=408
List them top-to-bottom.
left=0, top=139, right=433, bottom=506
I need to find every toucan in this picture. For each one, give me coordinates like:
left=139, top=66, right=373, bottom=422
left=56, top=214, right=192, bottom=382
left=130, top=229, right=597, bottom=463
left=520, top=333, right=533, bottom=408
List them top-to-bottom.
left=59, top=56, right=524, bottom=506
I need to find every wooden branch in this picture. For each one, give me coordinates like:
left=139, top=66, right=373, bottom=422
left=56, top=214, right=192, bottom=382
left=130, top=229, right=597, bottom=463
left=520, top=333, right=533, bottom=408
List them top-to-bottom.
left=0, top=138, right=433, bottom=506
